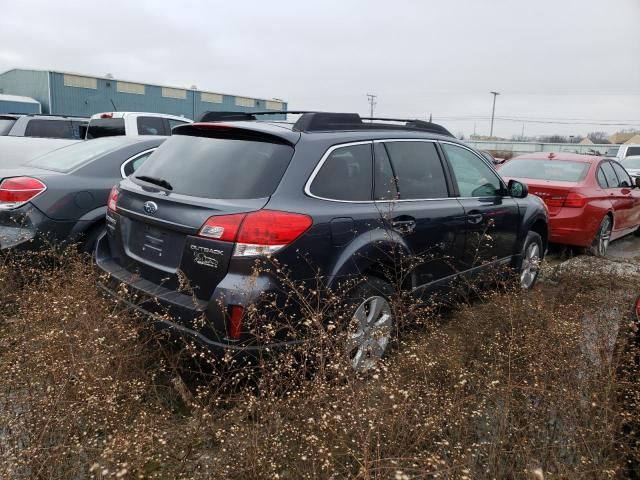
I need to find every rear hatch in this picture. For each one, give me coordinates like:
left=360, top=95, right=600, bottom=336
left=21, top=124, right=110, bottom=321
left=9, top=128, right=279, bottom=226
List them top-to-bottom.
left=106, top=125, right=299, bottom=300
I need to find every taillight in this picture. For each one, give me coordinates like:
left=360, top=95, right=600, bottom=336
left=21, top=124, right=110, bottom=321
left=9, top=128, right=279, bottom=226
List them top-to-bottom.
left=100, top=112, right=114, bottom=119
left=0, top=177, right=46, bottom=209
left=107, top=186, right=119, bottom=212
left=542, top=192, right=586, bottom=208
left=563, top=192, right=586, bottom=208
left=544, top=196, right=565, bottom=207
left=198, top=210, right=313, bottom=257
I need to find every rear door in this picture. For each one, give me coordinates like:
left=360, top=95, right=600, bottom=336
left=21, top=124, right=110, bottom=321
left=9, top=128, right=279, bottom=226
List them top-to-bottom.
left=107, top=133, right=295, bottom=300
left=373, top=140, right=466, bottom=286
left=440, top=142, right=520, bottom=269
left=610, top=161, right=640, bottom=230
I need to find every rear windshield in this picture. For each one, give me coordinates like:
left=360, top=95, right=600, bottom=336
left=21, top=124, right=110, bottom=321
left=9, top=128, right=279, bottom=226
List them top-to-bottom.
left=0, top=118, right=16, bottom=135
left=86, top=118, right=126, bottom=139
left=23, top=119, right=76, bottom=139
left=132, top=135, right=293, bottom=199
left=26, top=137, right=129, bottom=172
left=626, top=146, right=640, bottom=157
left=499, top=159, right=589, bottom=182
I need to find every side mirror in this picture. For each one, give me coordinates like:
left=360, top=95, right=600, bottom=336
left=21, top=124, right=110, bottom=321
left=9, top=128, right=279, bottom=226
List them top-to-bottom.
left=508, top=179, right=528, bottom=198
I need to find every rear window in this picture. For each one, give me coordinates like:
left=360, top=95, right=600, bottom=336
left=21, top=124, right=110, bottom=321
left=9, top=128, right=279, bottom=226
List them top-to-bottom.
left=137, top=116, right=166, bottom=136
left=0, top=118, right=16, bottom=135
left=86, top=118, right=126, bottom=138
left=23, top=119, right=73, bottom=139
left=133, top=135, right=293, bottom=199
left=26, top=137, right=129, bottom=172
left=626, top=147, right=640, bottom=157
left=499, top=159, right=589, bottom=182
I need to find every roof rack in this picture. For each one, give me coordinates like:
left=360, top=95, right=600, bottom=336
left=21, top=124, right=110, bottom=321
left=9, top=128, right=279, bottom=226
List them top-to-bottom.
left=197, top=110, right=453, bottom=137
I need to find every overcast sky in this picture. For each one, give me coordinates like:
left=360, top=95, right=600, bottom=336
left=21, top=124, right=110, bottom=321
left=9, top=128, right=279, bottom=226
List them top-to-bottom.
left=1, top=0, right=639, bottom=138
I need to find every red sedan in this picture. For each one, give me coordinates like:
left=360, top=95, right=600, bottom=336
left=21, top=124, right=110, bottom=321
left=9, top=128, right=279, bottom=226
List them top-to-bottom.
left=498, top=152, right=640, bottom=255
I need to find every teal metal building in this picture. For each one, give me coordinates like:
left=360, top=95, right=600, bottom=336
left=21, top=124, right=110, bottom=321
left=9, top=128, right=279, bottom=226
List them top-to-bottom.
left=0, top=68, right=286, bottom=119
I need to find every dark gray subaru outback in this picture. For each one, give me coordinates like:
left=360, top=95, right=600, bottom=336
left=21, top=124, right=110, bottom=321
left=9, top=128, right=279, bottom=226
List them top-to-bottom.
left=96, top=112, right=548, bottom=369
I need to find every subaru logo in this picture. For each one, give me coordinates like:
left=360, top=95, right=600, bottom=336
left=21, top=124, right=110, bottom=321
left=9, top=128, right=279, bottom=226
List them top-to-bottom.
left=143, top=201, right=158, bottom=215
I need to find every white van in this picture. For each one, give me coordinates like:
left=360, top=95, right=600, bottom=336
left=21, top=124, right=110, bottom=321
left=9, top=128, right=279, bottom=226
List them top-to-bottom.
left=86, top=112, right=192, bottom=138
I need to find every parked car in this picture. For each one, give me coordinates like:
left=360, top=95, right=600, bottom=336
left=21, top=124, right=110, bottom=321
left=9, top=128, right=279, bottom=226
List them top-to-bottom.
left=86, top=112, right=192, bottom=139
left=95, top=112, right=548, bottom=369
left=0, top=114, right=87, bottom=139
left=0, top=136, right=165, bottom=251
left=0, top=136, right=80, bottom=168
left=606, top=144, right=640, bottom=161
left=498, top=152, right=640, bottom=256
left=621, top=155, right=640, bottom=182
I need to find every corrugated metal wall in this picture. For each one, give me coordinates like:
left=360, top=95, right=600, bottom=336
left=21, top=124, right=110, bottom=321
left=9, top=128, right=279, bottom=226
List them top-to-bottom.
left=0, top=70, right=50, bottom=112
left=48, top=72, right=286, bottom=120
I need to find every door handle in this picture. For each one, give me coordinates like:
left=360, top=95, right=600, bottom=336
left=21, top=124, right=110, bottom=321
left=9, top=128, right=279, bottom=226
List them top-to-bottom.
left=467, top=212, right=484, bottom=225
left=390, top=217, right=416, bottom=233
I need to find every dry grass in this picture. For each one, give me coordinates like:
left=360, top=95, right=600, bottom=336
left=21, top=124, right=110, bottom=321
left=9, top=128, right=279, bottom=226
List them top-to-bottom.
left=0, top=249, right=638, bottom=479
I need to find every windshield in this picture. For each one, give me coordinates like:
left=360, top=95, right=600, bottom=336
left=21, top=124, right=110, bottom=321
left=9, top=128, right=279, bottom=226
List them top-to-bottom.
left=0, top=118, right=16, bottom=135
left=86, top=118, right=125, bottom=139
left=132, top=135, right=294, bottom=199
left=26, top=137, right=129, bottom=172
left=623, top=156, right=640, bottom=169
left=499, top=158, right=589, bottom=182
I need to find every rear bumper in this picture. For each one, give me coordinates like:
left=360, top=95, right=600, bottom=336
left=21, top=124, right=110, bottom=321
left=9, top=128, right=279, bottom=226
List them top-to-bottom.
left=548, top=208, right=600, bottom=248
left=95, top=232, right=302, bottom=356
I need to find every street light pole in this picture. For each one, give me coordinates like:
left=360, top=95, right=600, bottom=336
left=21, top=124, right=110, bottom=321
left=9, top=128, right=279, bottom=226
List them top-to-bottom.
left=489, top=91, right=500, bottom=138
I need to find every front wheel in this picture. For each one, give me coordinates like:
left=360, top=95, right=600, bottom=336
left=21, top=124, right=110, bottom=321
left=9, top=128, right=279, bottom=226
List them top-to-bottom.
left=589, top=215, right=612, bottom=257
left=519, top=231, right=543, bottom=290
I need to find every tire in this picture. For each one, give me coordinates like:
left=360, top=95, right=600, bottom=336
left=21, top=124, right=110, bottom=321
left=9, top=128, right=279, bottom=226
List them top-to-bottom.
left=588, top=215, right=612, bottom=257
left=80, top=222, right=106, bottom=255
left=519, top=231, right=543, bottom=290
left=344, top=276, right=395, bottom=372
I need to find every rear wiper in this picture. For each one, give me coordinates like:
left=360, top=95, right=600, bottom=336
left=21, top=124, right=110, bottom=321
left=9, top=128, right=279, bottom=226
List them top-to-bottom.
left=135, top=175, right=173, bottom=191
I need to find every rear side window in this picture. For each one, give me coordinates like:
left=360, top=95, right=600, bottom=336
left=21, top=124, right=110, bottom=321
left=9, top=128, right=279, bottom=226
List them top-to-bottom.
left=137, top=116, right=167, bottom=136
left=86, top=118, right=126, bottom=138
left=24, top=119, right=73, bottom=139
left=134, top=135, right=294, bottom=199
left=384, top=141, right=448, bottom=199
left=373, top=143, right=398, bottom=200
left=442, top=143, right=502, bottom=197
left=310, top=144, right=373, bottom=201
left=626, top=147, right=640, bottom=157
left=122, top=150, right=154, bottom=177
left=600, top=161, right=619, bottom=188
left=612, top=162, right=632, bottom=188
left=596, top=167, right=608, bottom=188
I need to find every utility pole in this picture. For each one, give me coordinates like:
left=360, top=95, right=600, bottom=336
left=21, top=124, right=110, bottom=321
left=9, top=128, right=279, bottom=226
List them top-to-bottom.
left=489, top=91, right=500, bottom=138
left=366, top=93, right=377, bottom=117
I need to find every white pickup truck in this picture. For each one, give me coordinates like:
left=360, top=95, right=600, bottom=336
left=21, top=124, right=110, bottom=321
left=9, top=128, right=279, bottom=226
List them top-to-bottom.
left=85, top=112, right=192, bottom=138
left=606, top=144, right=640, bottom=160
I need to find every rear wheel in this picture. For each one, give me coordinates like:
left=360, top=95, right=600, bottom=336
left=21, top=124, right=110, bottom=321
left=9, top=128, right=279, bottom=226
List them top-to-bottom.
left=589, top=215, right=612, bottom=257
left=519, top=231, right=543, bottom=290
left=345, top=277, right=395, bottom=372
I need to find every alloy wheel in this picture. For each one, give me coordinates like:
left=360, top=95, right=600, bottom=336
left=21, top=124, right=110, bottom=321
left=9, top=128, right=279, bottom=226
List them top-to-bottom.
left=520, top=242, right=541, bottom=289
left=347, top=295, right=393, bottom=371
